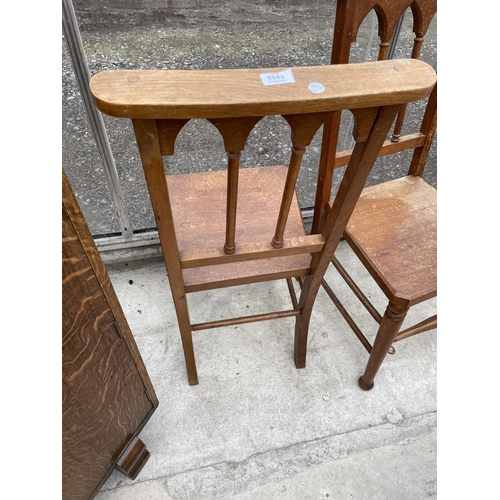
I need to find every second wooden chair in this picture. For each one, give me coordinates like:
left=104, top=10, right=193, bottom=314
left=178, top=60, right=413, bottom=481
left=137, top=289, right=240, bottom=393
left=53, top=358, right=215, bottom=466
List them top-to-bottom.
left=310, top=0, right=437, bottom=390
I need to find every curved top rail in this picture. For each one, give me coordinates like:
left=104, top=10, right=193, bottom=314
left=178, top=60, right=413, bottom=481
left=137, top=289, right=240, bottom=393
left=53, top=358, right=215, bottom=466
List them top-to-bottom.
left=90, top=59, right=436, bottom=119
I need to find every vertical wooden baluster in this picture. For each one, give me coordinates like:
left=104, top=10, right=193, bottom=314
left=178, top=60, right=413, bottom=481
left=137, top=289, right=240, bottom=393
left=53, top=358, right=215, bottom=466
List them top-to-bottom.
left=375, top=3, right=412, bottom=62
left=377, top=37, right=391, bottom=61
left=273, top=112, right=333, bottom=248
left=208, top=116, right=262, bottom=254
left=271, top=145, right=305, bottom=249
left=225, top=152, right=240, bottom=254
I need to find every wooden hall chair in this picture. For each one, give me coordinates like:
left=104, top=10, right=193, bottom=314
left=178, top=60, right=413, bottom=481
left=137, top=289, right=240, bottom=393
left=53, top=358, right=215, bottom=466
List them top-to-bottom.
left=310, top=0, right=437, bottom=390
left=90, top=59, right=436, bottom=385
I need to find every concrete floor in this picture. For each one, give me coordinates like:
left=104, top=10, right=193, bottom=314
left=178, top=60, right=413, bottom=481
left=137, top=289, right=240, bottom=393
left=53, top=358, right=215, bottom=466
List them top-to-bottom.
left=95, top=240, right=437, bottom=499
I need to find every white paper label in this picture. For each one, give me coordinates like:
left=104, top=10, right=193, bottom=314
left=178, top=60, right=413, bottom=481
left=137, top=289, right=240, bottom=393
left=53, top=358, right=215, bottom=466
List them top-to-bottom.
left=260, top=68, right=295, bottom=86
left=308, top=82, right=325, bottom=94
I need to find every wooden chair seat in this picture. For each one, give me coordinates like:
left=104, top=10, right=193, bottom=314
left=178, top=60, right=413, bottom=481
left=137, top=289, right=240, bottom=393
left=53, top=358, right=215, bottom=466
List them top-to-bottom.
left=169, top=166, right=311, bottom=292
left=340, top=175, right=436, bottom=305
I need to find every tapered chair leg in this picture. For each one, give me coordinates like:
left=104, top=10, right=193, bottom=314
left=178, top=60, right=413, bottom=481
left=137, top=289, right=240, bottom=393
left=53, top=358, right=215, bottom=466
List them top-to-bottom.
left=294, top=275, right=320, bottom=369
left=172, top=292, right=199, bottom=385
left=358, top=298, right=410, bottom=391
left=179, top=323, right=198, bottom=386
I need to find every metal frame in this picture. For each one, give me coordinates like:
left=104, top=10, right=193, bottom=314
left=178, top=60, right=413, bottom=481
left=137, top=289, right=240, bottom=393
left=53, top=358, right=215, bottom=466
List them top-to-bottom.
left=62, top=0, right=133, bottom=245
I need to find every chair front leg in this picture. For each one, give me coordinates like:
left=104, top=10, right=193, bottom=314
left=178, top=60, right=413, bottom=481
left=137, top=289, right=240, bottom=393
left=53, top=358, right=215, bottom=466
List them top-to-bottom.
left=358, top=297, right=410, bottom=391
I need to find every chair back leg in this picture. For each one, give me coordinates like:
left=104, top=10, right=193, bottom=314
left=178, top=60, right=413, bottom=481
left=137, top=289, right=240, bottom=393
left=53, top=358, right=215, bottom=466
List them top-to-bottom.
left=294, top=104, right=401, bottom=368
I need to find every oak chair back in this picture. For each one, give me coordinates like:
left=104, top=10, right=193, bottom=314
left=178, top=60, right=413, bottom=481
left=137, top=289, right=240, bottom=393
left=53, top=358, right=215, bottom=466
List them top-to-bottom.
left=312, top=0, right=438, bottom=390
left=312, top=0, right=437, bottom=234
left=90, top=59, right=436, bottom=385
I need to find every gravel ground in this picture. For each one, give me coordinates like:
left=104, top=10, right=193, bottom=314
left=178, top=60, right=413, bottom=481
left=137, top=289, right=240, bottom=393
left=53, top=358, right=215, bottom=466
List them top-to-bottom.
left=62, top=0, right=437, bottom=237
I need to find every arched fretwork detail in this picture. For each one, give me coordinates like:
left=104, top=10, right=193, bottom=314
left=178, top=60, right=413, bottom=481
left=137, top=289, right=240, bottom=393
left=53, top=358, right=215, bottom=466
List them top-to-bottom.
left=313, top=0, right=436, bottom=234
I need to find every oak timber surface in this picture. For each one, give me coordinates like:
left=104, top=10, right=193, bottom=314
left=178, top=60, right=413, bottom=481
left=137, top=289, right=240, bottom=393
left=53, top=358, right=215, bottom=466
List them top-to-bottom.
left=90, top=59, right=436, bottom=118
left=169, top=166, right=312, bottom=291
left=62, top=171, right=157, bottom=500
left=343, top=176, right=437, bottom=304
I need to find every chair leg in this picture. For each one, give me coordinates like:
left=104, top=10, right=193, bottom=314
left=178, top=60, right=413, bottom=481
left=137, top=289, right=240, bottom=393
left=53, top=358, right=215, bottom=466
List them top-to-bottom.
left=294, top=275, right=315, bottom=369
left=170, top=288, right=199, bottom=385
left=358, top=298, right=410, bottom=391
left=178, top=321, right=199, bottom=386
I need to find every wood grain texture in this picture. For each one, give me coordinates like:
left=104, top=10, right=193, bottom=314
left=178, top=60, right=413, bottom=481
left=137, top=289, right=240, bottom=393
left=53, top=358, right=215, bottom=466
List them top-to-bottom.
left=312, top=0, right=437, bottom=234
left=312, top=0, right=439, bottom=390
left=92, top=57, right=436, bottom=385
left=90, top=59, right=436, bottom=119
left=132, top=119, right=199, bottom=385
left=333, top=133, right=426, bottom=168
left=166, top=166, right=312, bottom=292
left=169, top=166, right=306, bottom=255
left=62, top=170, right=157, bottom=500
left=62, top=171, right=158, bottom=405
left=343, top=175, right=437, bottom=305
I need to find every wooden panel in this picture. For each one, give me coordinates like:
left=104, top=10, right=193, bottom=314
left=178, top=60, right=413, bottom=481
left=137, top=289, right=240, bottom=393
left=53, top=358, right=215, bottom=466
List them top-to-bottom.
left=90, top=59, right=436, bottom=119
left=166, top=165, right=311, bottom=291
left=62, top=171, right=157, bottom=500
left=62, top=171, right=158, bottom=404
left=343, top=176, right=436, bottom=304
left=180, top=234, right=325, bottom=269
left=183, top=256, right=311, bottom=293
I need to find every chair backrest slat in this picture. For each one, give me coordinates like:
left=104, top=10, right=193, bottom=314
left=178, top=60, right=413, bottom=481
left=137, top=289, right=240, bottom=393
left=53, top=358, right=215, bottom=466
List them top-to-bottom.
left=90, top=60, right=435, bottom=119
